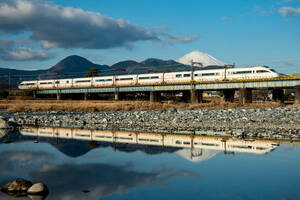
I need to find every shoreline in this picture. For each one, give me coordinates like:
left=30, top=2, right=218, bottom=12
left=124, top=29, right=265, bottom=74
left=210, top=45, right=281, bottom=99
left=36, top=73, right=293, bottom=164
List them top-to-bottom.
left=3, top=105, right=300, bottom=141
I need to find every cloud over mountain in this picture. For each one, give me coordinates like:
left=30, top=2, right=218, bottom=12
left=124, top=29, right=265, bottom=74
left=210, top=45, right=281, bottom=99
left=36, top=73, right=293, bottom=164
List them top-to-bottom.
left=0, top=0, right=197, bottom=51
left=0, top=38, right=54, bottom=61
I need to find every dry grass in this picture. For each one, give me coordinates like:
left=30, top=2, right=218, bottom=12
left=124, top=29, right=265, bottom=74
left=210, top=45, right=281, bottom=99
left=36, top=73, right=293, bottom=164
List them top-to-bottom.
left=0, top=99, right=289, bottom=113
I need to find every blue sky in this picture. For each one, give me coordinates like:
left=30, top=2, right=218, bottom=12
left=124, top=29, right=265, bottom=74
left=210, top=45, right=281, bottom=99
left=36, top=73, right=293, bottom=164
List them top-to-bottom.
left=0, top=0, right=299, bottom=73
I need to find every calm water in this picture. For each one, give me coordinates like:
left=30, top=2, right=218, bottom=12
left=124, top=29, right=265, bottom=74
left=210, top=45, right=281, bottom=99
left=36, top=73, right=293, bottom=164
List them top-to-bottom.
left=1, top=126, right=300, bottom=200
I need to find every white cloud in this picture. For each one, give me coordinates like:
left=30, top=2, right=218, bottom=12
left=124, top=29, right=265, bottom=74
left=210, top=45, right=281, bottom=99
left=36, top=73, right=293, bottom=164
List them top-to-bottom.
left=0, top=0, right=197, bottom=51
left=279, top=6, right=300, bottom=16
left=0, top=38, right=54, bottom=61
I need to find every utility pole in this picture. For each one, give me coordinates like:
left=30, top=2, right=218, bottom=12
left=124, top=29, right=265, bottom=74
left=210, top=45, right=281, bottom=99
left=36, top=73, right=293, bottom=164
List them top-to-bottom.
left=190, top=60, right=203, bottom=104
left=190, top=60, right=203, bottom=81
left=224, top=63, right=235, bottom=80
left=113, top=67, right=126, bottom=100
left=8, top=73, right=11, bottom=94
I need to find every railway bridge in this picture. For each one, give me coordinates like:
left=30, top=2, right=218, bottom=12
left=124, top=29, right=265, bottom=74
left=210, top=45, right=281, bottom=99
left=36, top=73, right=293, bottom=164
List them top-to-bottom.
left=34, top=76, right=300, bottom=104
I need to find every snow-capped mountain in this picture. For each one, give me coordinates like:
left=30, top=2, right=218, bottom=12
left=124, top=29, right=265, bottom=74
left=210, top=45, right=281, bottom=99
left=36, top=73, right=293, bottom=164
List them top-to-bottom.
left=177, top=50, right=224, bottom=67
left=176, top=149, right=219, bottom=163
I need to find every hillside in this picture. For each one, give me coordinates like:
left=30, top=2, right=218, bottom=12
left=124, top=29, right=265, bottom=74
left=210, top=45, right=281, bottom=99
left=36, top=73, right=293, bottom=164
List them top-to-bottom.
left=41, top=55, right=111, bottom=78
left=111, top=58, right=190, bottom=74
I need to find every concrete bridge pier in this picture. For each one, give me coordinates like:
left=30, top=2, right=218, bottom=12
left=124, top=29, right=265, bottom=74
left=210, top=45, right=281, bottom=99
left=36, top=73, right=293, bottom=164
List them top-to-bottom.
left=296, top=85, right=300, bottom=104
left=190, top=88, right=196, bottom=104
left=239, top=88, right=252, bottom=104
left=272, top=88, right=284, bottom=103
left=190, top=89, right=203, bottom=104
left=223, top=89, right=235, bottom=102
left=182, top=90, right=191, bottom=103
left=196, top=90, right=203, bottom=103
left=150, top=91, right=161, bottom=102
left=84, top=92, right=88, bottom=100
left=114, top=92, right=120, bottom=100
left=57, top=93, right=61, bottom=100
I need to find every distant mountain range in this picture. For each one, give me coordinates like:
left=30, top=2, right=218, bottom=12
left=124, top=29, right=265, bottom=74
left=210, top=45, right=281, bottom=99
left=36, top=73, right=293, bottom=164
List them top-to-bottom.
left=0, top=52, right=225, bottom=87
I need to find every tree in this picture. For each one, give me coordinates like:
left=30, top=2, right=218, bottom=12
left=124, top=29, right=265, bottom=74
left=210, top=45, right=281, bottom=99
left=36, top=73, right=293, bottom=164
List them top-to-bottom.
left=85, top=68, right=100, bottom=77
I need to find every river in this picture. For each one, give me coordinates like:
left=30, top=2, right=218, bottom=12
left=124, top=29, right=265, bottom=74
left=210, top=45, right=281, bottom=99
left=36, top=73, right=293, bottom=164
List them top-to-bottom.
left=1, top=126, right=300, bottom=200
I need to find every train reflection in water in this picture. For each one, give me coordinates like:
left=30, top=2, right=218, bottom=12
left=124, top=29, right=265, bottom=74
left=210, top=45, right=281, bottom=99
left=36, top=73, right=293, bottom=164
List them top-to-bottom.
left=20, top=126, right=279, bottom=156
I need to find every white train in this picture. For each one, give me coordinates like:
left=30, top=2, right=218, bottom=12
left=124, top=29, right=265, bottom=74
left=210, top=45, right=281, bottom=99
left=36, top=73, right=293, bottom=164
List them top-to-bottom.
left=18, top=65, right=279, bottom=90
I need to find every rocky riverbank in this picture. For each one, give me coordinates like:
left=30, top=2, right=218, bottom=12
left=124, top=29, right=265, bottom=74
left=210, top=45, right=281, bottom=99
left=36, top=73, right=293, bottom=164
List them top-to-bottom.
left=4, top=106, right=300, bottom=140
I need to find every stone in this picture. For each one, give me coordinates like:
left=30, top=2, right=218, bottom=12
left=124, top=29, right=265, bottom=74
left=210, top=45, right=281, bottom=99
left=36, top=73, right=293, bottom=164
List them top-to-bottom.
left=0, top=117, right=9, bottom=129
left=0, top=129, right=8, bottom=138
left=1, top=178, right=33, bottom=194
left=27, top=183, right=48, bottom=195
left=28, top=194, right=48, bottom=200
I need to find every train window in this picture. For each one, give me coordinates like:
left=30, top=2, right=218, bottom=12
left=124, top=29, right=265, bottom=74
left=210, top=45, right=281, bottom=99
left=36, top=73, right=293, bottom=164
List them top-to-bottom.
left=270, top=69, right=277, bottom=73
left=256, top=70, right=268, bottom=73
left=232, top=71, right=252, bottom=74
left=201, top=73, right=215, bottom=76
left=176, top=74, right=182, bottom=78
left=184, top=74, right=191, bottom=77
left=194, top=74, right=198, bottom=76
left=150, top=76, right=159, bottom=79
left=119, top=77, right=133, bottom=81
left=139, top=77, right=149, bottom=80
left=96, top=79, right=112, bottom=82
left=75, top=80, right=91, bottom=83
left=55, top=81, right=60, bottom=84
left=66, top=81, right=69, bottom=83
left=39, top=82, right=48, bottom=85
left=26, top=83, right=35, bottom=85
left=139, top=138, right=149, bottom=141
left=175, top=140, right=182, bottom=144
left=183, top=142, right=190, bottom=145
left=201, top=143, right=219, bottom=146
left=230, top=145, right=252, bottom=149
left=256, top=147, right=267, bottom=150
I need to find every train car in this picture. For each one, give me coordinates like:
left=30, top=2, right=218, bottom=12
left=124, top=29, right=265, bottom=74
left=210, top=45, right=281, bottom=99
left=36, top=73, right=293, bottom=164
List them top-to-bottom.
left=227, top=66, right=279, bottom=80
left=194, top=69, right=224, bottom=82
left=164, top=71, right=192, bottom=84
left=137, top=73, right=163, bottom=85
left=114, top=74, right=137, bottom=86
left=93, top=76, right=114, bottom=87
left=72, top=77, right=92, bottom=88
left=55, top=79, right=73, bottom=88
left=18, top=80, right=38, bottom=89
left=37, top=80, right=55, bottom=89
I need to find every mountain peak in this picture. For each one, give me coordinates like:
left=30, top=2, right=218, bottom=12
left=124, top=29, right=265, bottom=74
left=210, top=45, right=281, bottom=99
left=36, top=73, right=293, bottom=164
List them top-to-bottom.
left=177, top=50, right=224, bottom=67
left=49, top=55, right=109, bottom=73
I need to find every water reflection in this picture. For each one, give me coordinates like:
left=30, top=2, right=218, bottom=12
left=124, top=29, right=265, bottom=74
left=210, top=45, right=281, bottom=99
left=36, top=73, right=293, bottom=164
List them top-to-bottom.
left=20, top=126, right=279, bottom=160
left=2, top=127, right=300, bottom=200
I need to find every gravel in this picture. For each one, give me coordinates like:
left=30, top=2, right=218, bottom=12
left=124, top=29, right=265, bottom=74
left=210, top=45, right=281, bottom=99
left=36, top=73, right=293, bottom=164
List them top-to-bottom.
left=4, top=106, right=300, bottom=140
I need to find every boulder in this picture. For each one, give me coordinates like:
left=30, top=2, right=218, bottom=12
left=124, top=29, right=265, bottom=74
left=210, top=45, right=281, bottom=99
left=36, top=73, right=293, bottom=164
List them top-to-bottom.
left=0, top=118, right=9, bottom=129
left=0, top=129, right=8, bottom=138
left=1, top=178, right=33, bottom=195
left=27, top=183, right=48, bottom=195
left=28, top=194, right=48, bottom=200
